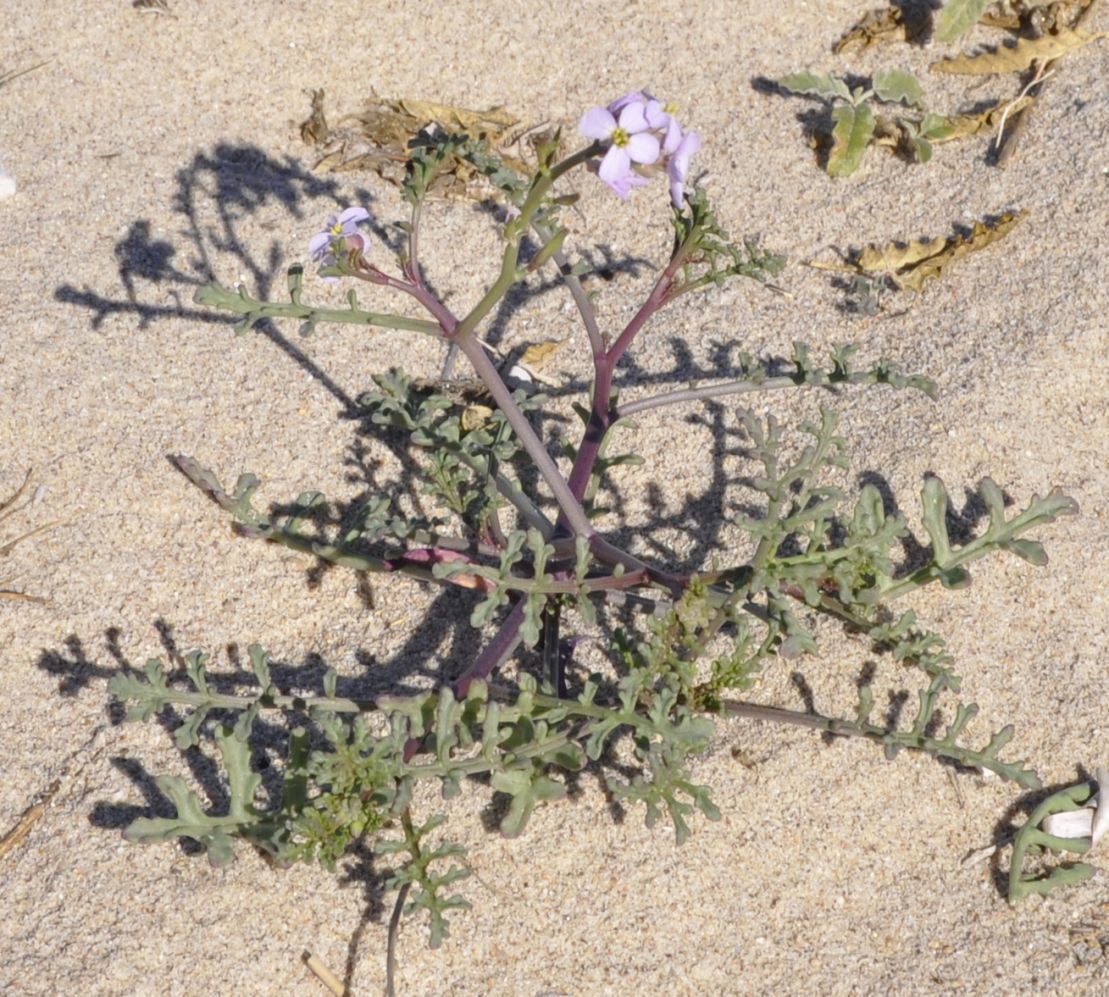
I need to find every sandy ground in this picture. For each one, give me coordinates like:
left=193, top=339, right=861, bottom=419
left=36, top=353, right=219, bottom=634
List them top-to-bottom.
left=1, top=1, right=1107, bottom=994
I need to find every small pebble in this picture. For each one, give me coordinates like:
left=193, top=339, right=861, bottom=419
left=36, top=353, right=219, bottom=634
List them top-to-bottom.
left=0, top=168, right=15, bottom=200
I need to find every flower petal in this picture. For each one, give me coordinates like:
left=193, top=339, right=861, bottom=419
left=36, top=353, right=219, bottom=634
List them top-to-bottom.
left=608, top=91, right=647, bottom=114
left=644, top=99, right=670, bottom=131
left=617, top=102, right=649, bottom=133
left=580, top=107, right=617, bottom=140
left=662, top=117, right=683, bottom=155
left=668, top=131, right=701, bottom=207
left=625, top=132, right=660, bottom=165
left=597, top=145, right=632, bottom=184
left=607, top=172, right=650, bottom=199
left=338, top=206, right=369, bottom=225
left=308, top=232, right=332, bottom=260
left=1092, top=766, right=1108, bottom=848
left=1042, top=809, right=1094, bottom=840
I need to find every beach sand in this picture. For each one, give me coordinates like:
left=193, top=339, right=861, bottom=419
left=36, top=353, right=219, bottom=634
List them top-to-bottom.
left=1, top=2, right=1107, bottom=993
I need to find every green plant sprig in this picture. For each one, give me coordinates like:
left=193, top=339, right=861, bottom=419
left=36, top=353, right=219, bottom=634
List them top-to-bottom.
left=778, top=68, right=959, bottom=176
left=194, top=265, right=442, bottom=338
left=1008, top=780, right=1097, bottom=903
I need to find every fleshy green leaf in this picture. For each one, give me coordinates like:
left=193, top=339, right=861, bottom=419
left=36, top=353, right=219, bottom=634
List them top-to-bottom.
left=935, top=0, right=991, bottom=43
left=872, top=69, right=925, bottom=108
left=778, top=71, right=851, bottom=102
left=828, top=102, right=876, bottom=177
left=920, top=476, right=954, bottom=566
left=1000, top=538, right=1048, bottom=566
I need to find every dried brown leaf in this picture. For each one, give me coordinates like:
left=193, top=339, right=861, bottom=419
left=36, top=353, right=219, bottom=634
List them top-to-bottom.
left=980, top=0, right=1094, bottom=32
left=833, top=6, right=905, bottom=53
left=932, top=27, right=1108, bottom=74
left=298, top=88, right=329, bottom=146
left=300, top=92, right=560, bottom=200
left=932, top=94, right=1035, bottom=141
left=391, top=99, right=517, bottom=132
left=854, top=211, right=1028, bottom=291
left=857, top=235, right=950, bottom=274
left=518, top=339, right=565, bottom=374
left=460, top=404, right=495, bottom=433
left=0, top=780, right=60, bottom=858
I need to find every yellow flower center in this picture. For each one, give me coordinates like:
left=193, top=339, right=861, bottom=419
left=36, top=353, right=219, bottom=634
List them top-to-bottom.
left=612, top=127, right=630, bottom=148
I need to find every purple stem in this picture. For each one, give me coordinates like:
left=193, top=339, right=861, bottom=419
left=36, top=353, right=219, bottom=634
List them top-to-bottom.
left=453, top=599, right=527, bottom=699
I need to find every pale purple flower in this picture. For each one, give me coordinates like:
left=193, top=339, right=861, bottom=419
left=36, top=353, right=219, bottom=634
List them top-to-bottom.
left=608, top=91, right=648, bottom=114
left=609, top=92, right=683, bottom=152
left=582, top=93, right=700, bottom=207
left=631, top=98, right=680, bottom=155
left=580, top=103, right=661, bottom=199
left=667, top=131, right=701, bottom=209
left=606, top=171, right=651, bottom=199
left=308, top=206, right=370, bottom=263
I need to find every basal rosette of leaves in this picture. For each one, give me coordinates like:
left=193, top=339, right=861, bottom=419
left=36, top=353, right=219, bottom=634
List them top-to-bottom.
left=110, top=90, right=1084, bottom=980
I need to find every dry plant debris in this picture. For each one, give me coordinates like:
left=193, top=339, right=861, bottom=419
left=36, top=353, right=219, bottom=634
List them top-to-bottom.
left=834, top=6, right=907, bottom=52
left=932, top=25, right=1108, bottom=73
left=298, top=89, right=562, bottom=200
left=811, top=211, right=1028, bottom=291
left=1, top=470, right=56, bottom=603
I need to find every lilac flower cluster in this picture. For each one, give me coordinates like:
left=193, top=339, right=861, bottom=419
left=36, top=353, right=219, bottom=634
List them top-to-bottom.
left=579, top=92, right=700, bottom=208
left=308, top=207, right=370, bottom=280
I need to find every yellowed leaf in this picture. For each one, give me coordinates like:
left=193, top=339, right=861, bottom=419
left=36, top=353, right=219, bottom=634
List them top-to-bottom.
left=833, top=6, right=905, bottom=54
left=932, top=27, right=1108, bottom=75
left=931, top=95, right=1035, bottom=142
left=393, top=99, right=518, bottom=132
left=858, top=211, right=1029, bottom=291
left=895, top=216, right=1024, bottom=290
left=857, top=235, right=950, bottom=274
left=519, top=339, right=565, bottom=373
left=461, top=404, right=495, bottom=433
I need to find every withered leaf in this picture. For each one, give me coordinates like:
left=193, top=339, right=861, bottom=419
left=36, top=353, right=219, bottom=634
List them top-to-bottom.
left=980, top=0, right=1094, bottom=33
left=833, top=6, right=905, bottom=54
left=932, top=27, right=1108, bottom=74
left=299, top=88, right=329, bottom=146
left=300, top=92, right=561, bottom=200
left=927, top=95, right=1035, bottom=142
left=391, top=99, right=517, bottom=132
left=868, top=114, right=904, bottom=150
left=855, top=211, right=1028, bottom=291
left=857, top=235, right=949, bottom=274
left=518, top=339, right=564, bottom=374
left=410, top=377, right=491, bottom=405
left=460, top=404, right=495, bottom=433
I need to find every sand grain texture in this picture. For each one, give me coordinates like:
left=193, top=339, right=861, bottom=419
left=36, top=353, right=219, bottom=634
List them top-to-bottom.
left=1, top=2, right=1107, bottom=994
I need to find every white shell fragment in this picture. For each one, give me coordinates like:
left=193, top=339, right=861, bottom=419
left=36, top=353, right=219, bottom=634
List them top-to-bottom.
left=0, top=167, right=15, bottom=201
left=1040, top=765, right=1107, bottom=850
left=1042, top=808, right=1095, bottom=840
